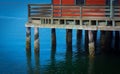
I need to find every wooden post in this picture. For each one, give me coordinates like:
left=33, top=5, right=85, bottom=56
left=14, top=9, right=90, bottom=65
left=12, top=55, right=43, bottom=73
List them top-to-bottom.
left=26, top=27, right=31, bottom=50
left=34, top=27, right=39, bottom=53
left=51, top=28, right=56, bottom=49
left=66, top=29, right=72, bottom=50
left=76, top=30, right=82, bottom=51
left=85, top=30, right=89, bottom=54
left=88, top=30, right=95, bottom=56
left=100, top=31, right=106, bottom=53
left=105, top=31, right=113, bottom=53
left=115, top=31, right=120, bottom=52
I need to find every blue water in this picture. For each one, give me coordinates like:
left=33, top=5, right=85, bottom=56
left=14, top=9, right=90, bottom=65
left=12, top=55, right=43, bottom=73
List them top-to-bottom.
left=0, top=1, right=120, bottom=74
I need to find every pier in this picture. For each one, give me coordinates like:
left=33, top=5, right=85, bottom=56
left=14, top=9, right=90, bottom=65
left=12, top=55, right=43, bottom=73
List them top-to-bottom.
left=26, top=4, right=120, bottom=56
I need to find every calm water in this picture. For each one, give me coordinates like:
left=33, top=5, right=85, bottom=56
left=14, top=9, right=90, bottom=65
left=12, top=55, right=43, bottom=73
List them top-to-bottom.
left=0, top=2, right=120, bottom=74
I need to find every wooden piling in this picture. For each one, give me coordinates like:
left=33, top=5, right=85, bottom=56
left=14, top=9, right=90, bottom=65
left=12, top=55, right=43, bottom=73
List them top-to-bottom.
left=26, top=27, right=31, bottom=50
left=34, top=27, right=39, bottom=53
left=51, top=28, right=56, bottom=49
left=66, top=29, right=72, bottom=50
left=76, top=30, right=82, bottom=48
left=85, top=30, right=89, bottom=54
left=88, top=30, right=95, bottom=56
left=100, top=31, right=106, bottom=53
left=105, top=31, right=113, bottom=53
left=115, top=31, right=120, bottom=52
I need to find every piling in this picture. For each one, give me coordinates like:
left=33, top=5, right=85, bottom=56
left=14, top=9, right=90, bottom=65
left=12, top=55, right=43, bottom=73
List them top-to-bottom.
left=26, top=27, right=31, bottom=50
left=34, top=27, right=39, bottom=53
left=51, top=28, right=56, bottom=49
left=66, top=29, right=72, bottom=50
left=76, top=30, right=82, bottom=50
left=85, top=30, right=89, bottom=54
left=88, top=30, right=95, bottom=56
left=100, top=31, right=106, bottom=53
left=105, top=31, right=113, bottom=53
left=115, top=31, right=120, bottom=52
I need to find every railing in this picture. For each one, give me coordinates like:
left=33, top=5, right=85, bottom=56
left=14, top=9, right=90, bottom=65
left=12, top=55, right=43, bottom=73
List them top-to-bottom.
left=28, top=4, right=120, bottom=19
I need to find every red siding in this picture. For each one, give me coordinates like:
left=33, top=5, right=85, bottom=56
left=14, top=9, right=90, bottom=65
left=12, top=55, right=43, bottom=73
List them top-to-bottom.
left=53, top=0, right=60, bottom=5
left=62, top=0, right=74, bottom=5
left=86, top=0, right=106, bottom=5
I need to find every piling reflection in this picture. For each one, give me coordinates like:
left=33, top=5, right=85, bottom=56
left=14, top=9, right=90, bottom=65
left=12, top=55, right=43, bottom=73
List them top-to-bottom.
left=76, top=30, right=82, bottom=53
left=65, top=45, right=73, bottom=74
left=50, top=46, right=57, bottom=74
left=26, top=50, right=33, bottom=74
left=34, top=52, right=40, bottom=74
left=88, top=56, right=95, bottom=74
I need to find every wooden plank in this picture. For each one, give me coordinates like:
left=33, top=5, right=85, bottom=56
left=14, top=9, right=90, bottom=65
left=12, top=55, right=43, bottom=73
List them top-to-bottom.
left=26, top=22, right=120, bottom=31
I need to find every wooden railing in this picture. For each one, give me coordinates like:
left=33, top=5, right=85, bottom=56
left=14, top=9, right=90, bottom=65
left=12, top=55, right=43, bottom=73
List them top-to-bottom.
left=28, top=4, right=120, bottom=19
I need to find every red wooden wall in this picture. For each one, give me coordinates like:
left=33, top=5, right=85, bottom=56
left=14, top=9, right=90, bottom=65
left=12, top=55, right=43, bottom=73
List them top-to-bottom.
left=52, top=0, right=120, bottom=17
left=86, top=0, right=106, bottom=5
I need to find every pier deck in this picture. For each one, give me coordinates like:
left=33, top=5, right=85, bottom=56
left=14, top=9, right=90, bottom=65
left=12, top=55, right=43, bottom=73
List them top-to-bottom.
left=26, top=4, right=120, bottom=31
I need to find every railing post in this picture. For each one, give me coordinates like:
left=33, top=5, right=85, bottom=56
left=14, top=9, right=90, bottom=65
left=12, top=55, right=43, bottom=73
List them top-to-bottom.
left=110, top=0, right=114, bottom=18
left=28, top=4, right=30, bottom=18
left=51, top=4, right=53, bottom=24
left=80, top=6, right=82, bottom=26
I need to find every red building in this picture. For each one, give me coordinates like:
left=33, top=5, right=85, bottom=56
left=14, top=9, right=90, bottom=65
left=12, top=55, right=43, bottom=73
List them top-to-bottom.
left=52, top=0, right=120, bottom=17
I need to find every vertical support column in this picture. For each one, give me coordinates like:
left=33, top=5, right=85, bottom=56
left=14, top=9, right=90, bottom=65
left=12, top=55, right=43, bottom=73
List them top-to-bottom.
left=26, top=27, right=31, bottom=50
left=34, top=27, right=39, bottom=53
left=51, top=28, right=56, bottom=49
left=66, top=29, right=72, bottom=50
left=76, top=30, right=82, bottom=50
left=85, top=30, right=89, bottom=54
left=88, top=30, right=95, bottom=56
left=93, top=31, right=97, bottom=50
left=100, top=31, right=106, bottom=53
left=105, top=31, right=113, bottom=52
left=115, top=31, right=120, bottom=52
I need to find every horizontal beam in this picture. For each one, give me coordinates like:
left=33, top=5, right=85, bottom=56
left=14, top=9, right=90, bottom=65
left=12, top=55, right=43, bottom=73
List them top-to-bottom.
left=26, top=23, right=120, bottom=31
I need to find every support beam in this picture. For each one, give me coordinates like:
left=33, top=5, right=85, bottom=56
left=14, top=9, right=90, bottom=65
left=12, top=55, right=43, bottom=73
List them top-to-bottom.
left=26, top=27, right=31, bottom=50
left=34, top=27, right=39, bottom=53
left=51, top=28, right=56, bottom=49
left=66, top=29, right=72, bottom=50
left=76, top=30, right=82, bottom=50
left=85, top=30, right=89, bottom=54
left=88, top=30, right=95, bottom=56
left=100, top=31, right=106, bottom=53
left=105, top=31, right=113, bottom=53
left=115, top=31, right=120, bottom=52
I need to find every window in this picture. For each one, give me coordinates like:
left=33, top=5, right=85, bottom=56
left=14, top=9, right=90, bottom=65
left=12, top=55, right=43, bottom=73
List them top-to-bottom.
left=76, top=0, right=85, bottom=5
left=106, top=0, right=118, bottom=5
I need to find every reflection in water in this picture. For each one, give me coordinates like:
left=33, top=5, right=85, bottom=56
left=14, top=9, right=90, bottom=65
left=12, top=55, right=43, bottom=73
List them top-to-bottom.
left=65, top=45, right=73, bottom=74
left=50, top=46, right=57, bottom=74
left=26, top=50, right=33, bottom=74
left=34, top=52, right=40, bottom=74
left=88, top=56, right=94, bottom=74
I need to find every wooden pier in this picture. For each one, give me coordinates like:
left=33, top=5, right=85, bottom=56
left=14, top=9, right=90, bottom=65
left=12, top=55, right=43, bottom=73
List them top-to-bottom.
left=26, top=4, right=120, bottom=56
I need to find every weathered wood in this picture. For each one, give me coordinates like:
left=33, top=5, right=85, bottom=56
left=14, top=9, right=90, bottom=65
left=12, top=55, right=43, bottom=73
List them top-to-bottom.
left=26, top=23, right=120, bottom=31
left=26, top=27, right=31, bottom=50
left=34, top=27, right=39, bottom=53
left=51, top=28, right=56, bottom=49
left=66, top=29, right=72, bottom=50
left=76, top=30, right=82, bottom=50
left=85, top=30, right=89, bottom=54
left=88, top=30, right=95, bottom=56
left=100, top=31, right=106, bottom=53
left=104, top=31, right=113, bottom=53
left=114, top=31, right=120, bottom=51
